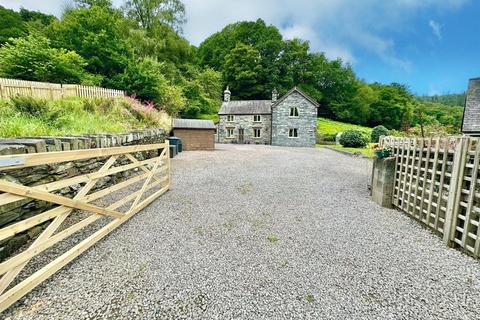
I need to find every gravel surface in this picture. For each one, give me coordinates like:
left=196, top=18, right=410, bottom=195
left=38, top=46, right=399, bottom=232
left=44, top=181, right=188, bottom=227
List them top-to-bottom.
left=4, top=144, right=480, bottom=320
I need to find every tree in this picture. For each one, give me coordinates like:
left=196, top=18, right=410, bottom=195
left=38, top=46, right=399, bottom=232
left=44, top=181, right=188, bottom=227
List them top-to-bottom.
left=74, top=0, right=113, bottom=7
left=124, top=0, right=186, bottom=32
left=47, top=5, right=131, bottom=81
left=0, top=6, right=26, bottom=44
left=19, top=8, right=56, bottom=26
left=198, top=19, right=284, bottom=98
left=127, top=23, right=194, bottom=68
left=0, top=34, right=98, bottom=84
left=223, top=43, right=263, bottom=99
left=110, top=57, right=186, bottom=115
left=180, top=67, right=222, bottom=118
left=368, top=83, right=414, bottom=130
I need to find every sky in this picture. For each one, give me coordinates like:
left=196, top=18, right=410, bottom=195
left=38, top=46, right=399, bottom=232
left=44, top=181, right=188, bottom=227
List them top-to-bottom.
left=1, top=0, right=479, bottom=95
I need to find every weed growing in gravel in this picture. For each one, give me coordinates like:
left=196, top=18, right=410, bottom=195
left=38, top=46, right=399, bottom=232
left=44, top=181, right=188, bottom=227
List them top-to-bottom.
left=237, top=182, right=252, bottom=195
left=250, top=210, right=273, bottom=231
left=223, top=221, right=235, bottom=232
left=194, top=226, right=205, bottom=236
left=267, top=235, right=279, bottom=243
left=280, top=261, right=289, bottom=268
left=138, top=263, right=147, bottom=275
left=127, top=291, right=135, bottom=300
left=306, top=294, right=315, bottom=303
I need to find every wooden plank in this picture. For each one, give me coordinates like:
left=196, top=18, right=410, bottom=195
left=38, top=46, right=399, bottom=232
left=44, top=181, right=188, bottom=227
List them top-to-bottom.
left=425, top=137, right=440, bottom=226
left=443, top=137, right=468, bottom=245
left=393, top=138, right=404, bottom=206
left=399, top=138, right=412, bottom=210
left=405, top=138, right=417, bottom=214
left=419, top=138, right=432, bottom=222
left=412, top=139, right=424, bottom=218
left=434, top=139, right=450, bottom=231
left=461, top=139, right=480, bottom=248
left=0, top=143, right=167, bottom=170
left=0, top=154, right=167, bottom=206
left=128, top=155, right=163, bottom=213
left=0, top=157, right=118, bottom=294
left=0, top=167, right=167, bottom=242
left=0, top=180, right=124, bottom=219
left=0, top=185, right=169, bottom=313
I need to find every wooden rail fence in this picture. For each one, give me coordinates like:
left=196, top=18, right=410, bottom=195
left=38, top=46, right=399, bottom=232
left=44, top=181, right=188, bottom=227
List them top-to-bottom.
left=0, top=78, right=125, bottom=100
left=381, top=136, right=480, bottom=258
left=0, top=142, right=170, bottom=312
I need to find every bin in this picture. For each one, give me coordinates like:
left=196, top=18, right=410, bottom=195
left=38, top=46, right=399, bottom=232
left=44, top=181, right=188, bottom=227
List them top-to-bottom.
left=167, top=136, right=182, bottom=153
left=169, top=145, right=177, bottom=158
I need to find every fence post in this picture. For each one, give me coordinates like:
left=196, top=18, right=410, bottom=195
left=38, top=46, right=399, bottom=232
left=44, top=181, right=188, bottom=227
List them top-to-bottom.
left=443, top=136, right=468, bottom=246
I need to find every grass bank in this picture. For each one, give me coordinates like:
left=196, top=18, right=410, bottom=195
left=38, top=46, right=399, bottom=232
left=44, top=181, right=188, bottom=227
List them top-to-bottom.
left=0, top=96, right=171, bottom=138
left=318, top=144, right=374, bottom=158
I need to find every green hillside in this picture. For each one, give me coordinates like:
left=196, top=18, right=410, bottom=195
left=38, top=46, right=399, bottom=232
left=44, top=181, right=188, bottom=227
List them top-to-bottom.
left=317, top=117, right=372, bottom=141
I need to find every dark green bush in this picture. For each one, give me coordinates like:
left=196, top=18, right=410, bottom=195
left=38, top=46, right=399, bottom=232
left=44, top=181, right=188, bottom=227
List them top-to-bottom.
left=11, top=95, right=49, bottom=117
left=11, top=95, right=61, bottom=122
left=370, top=125, right=389, bottom=143
left=339, top=130, right=369, bottom=148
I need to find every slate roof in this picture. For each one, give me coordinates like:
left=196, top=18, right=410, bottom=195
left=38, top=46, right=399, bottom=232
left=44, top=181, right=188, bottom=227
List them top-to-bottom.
left=462, top=78, right=480, bottom=134
left=218, top=87, right=319, bottom=115
left=218, top=100, right=272, bottom=115
left=173, top=118, right=216, bottom=130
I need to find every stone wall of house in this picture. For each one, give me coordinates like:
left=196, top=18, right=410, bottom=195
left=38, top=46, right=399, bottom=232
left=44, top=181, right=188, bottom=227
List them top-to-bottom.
left=271, top=91, right=317, bottom=147
left=217, top=114, right=272, bottom=144
left=0, top=128, right=165, bottom=261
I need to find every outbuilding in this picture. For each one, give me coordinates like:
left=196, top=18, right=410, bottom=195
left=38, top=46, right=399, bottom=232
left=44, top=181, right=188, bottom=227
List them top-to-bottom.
left=172, top=119, right=216, bottom=151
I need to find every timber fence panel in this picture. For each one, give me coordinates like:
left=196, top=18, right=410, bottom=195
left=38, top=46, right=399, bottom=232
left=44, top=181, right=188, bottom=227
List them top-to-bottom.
left=0, top=78, right=125, bottom=100
left=382, top=136, right=480, bottom=258
left=0, top=141, right=170, bottom=312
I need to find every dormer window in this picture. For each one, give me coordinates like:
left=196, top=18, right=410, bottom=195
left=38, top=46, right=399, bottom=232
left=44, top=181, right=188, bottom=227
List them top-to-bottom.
left=289, top=107, right=299, bottom=117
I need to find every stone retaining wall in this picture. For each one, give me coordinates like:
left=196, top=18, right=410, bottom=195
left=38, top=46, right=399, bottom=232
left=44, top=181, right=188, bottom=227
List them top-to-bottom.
left=0, top=129, right=165, bottom=261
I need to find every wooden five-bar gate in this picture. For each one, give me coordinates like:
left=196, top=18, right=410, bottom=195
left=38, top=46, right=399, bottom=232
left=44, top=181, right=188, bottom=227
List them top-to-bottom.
left=381, top=136, right=480, bottom=258
left=0, top=142, right=170, bottom=312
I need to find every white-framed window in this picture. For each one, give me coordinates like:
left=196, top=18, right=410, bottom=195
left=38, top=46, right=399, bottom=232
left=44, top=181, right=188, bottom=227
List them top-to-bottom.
left=289, top=107, right=299, bottom=117
left=227, top=115, right=235, bottom=122
left=253, top=115, right=261, bottom=122
left=226, top=128, right=234, bottom=138
left=253, top=128, right=261, bottom=138
left=289, top=128, right=298, bottom=138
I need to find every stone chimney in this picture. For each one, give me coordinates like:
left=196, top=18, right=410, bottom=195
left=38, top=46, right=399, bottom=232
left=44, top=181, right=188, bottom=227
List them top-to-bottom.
left=224, top=86, right=231, bottom=102
left=272, top=88, right=278, bottom=102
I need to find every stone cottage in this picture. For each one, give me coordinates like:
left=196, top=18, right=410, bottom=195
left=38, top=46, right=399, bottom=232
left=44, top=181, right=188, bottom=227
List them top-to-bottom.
left=217, top=87, right=318, bottom=147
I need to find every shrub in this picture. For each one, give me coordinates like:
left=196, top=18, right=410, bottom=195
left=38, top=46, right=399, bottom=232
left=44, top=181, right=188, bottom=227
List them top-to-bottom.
left=0, top=34, right=98, bottom=84
left=11, top=95, right=48, bottom=117
left=370, top=125, right=389, bottom=143
left=339, top=130, right=369, bottom=148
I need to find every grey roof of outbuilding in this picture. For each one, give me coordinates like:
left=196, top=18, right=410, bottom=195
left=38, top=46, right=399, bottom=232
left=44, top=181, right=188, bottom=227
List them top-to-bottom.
left=218, top=100, right=272, bottom=115
left=173, top=118, right=216, bottom=129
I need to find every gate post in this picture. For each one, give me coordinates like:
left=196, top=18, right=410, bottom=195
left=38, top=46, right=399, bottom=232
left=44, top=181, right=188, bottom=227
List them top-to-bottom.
left=443, top=136, right=468, bottom=246
left=371, top=156, right=396, bottom=208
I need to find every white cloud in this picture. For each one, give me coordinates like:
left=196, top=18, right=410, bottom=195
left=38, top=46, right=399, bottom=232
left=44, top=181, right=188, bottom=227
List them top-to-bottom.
left=429, top=20, right=442, bottom=40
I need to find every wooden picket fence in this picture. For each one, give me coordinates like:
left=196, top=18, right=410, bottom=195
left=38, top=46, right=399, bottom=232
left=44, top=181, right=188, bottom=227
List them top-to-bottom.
left=0, top=78, right=125, bottom=100
left=381, top=136, right=480, bottom=258
left=0, top=142, right=170, bottom=312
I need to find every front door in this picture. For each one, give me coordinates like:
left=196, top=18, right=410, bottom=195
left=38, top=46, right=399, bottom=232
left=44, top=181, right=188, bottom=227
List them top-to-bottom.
left=238, top=128, right=244, bottom=143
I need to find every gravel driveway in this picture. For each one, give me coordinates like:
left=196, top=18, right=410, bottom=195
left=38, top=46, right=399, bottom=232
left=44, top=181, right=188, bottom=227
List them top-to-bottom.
left=4, top=144, right=480, bottom=320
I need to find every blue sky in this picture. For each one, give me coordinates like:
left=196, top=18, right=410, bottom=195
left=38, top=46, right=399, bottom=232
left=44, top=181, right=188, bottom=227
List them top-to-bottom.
left=1, top=0, right=479, bottom=95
